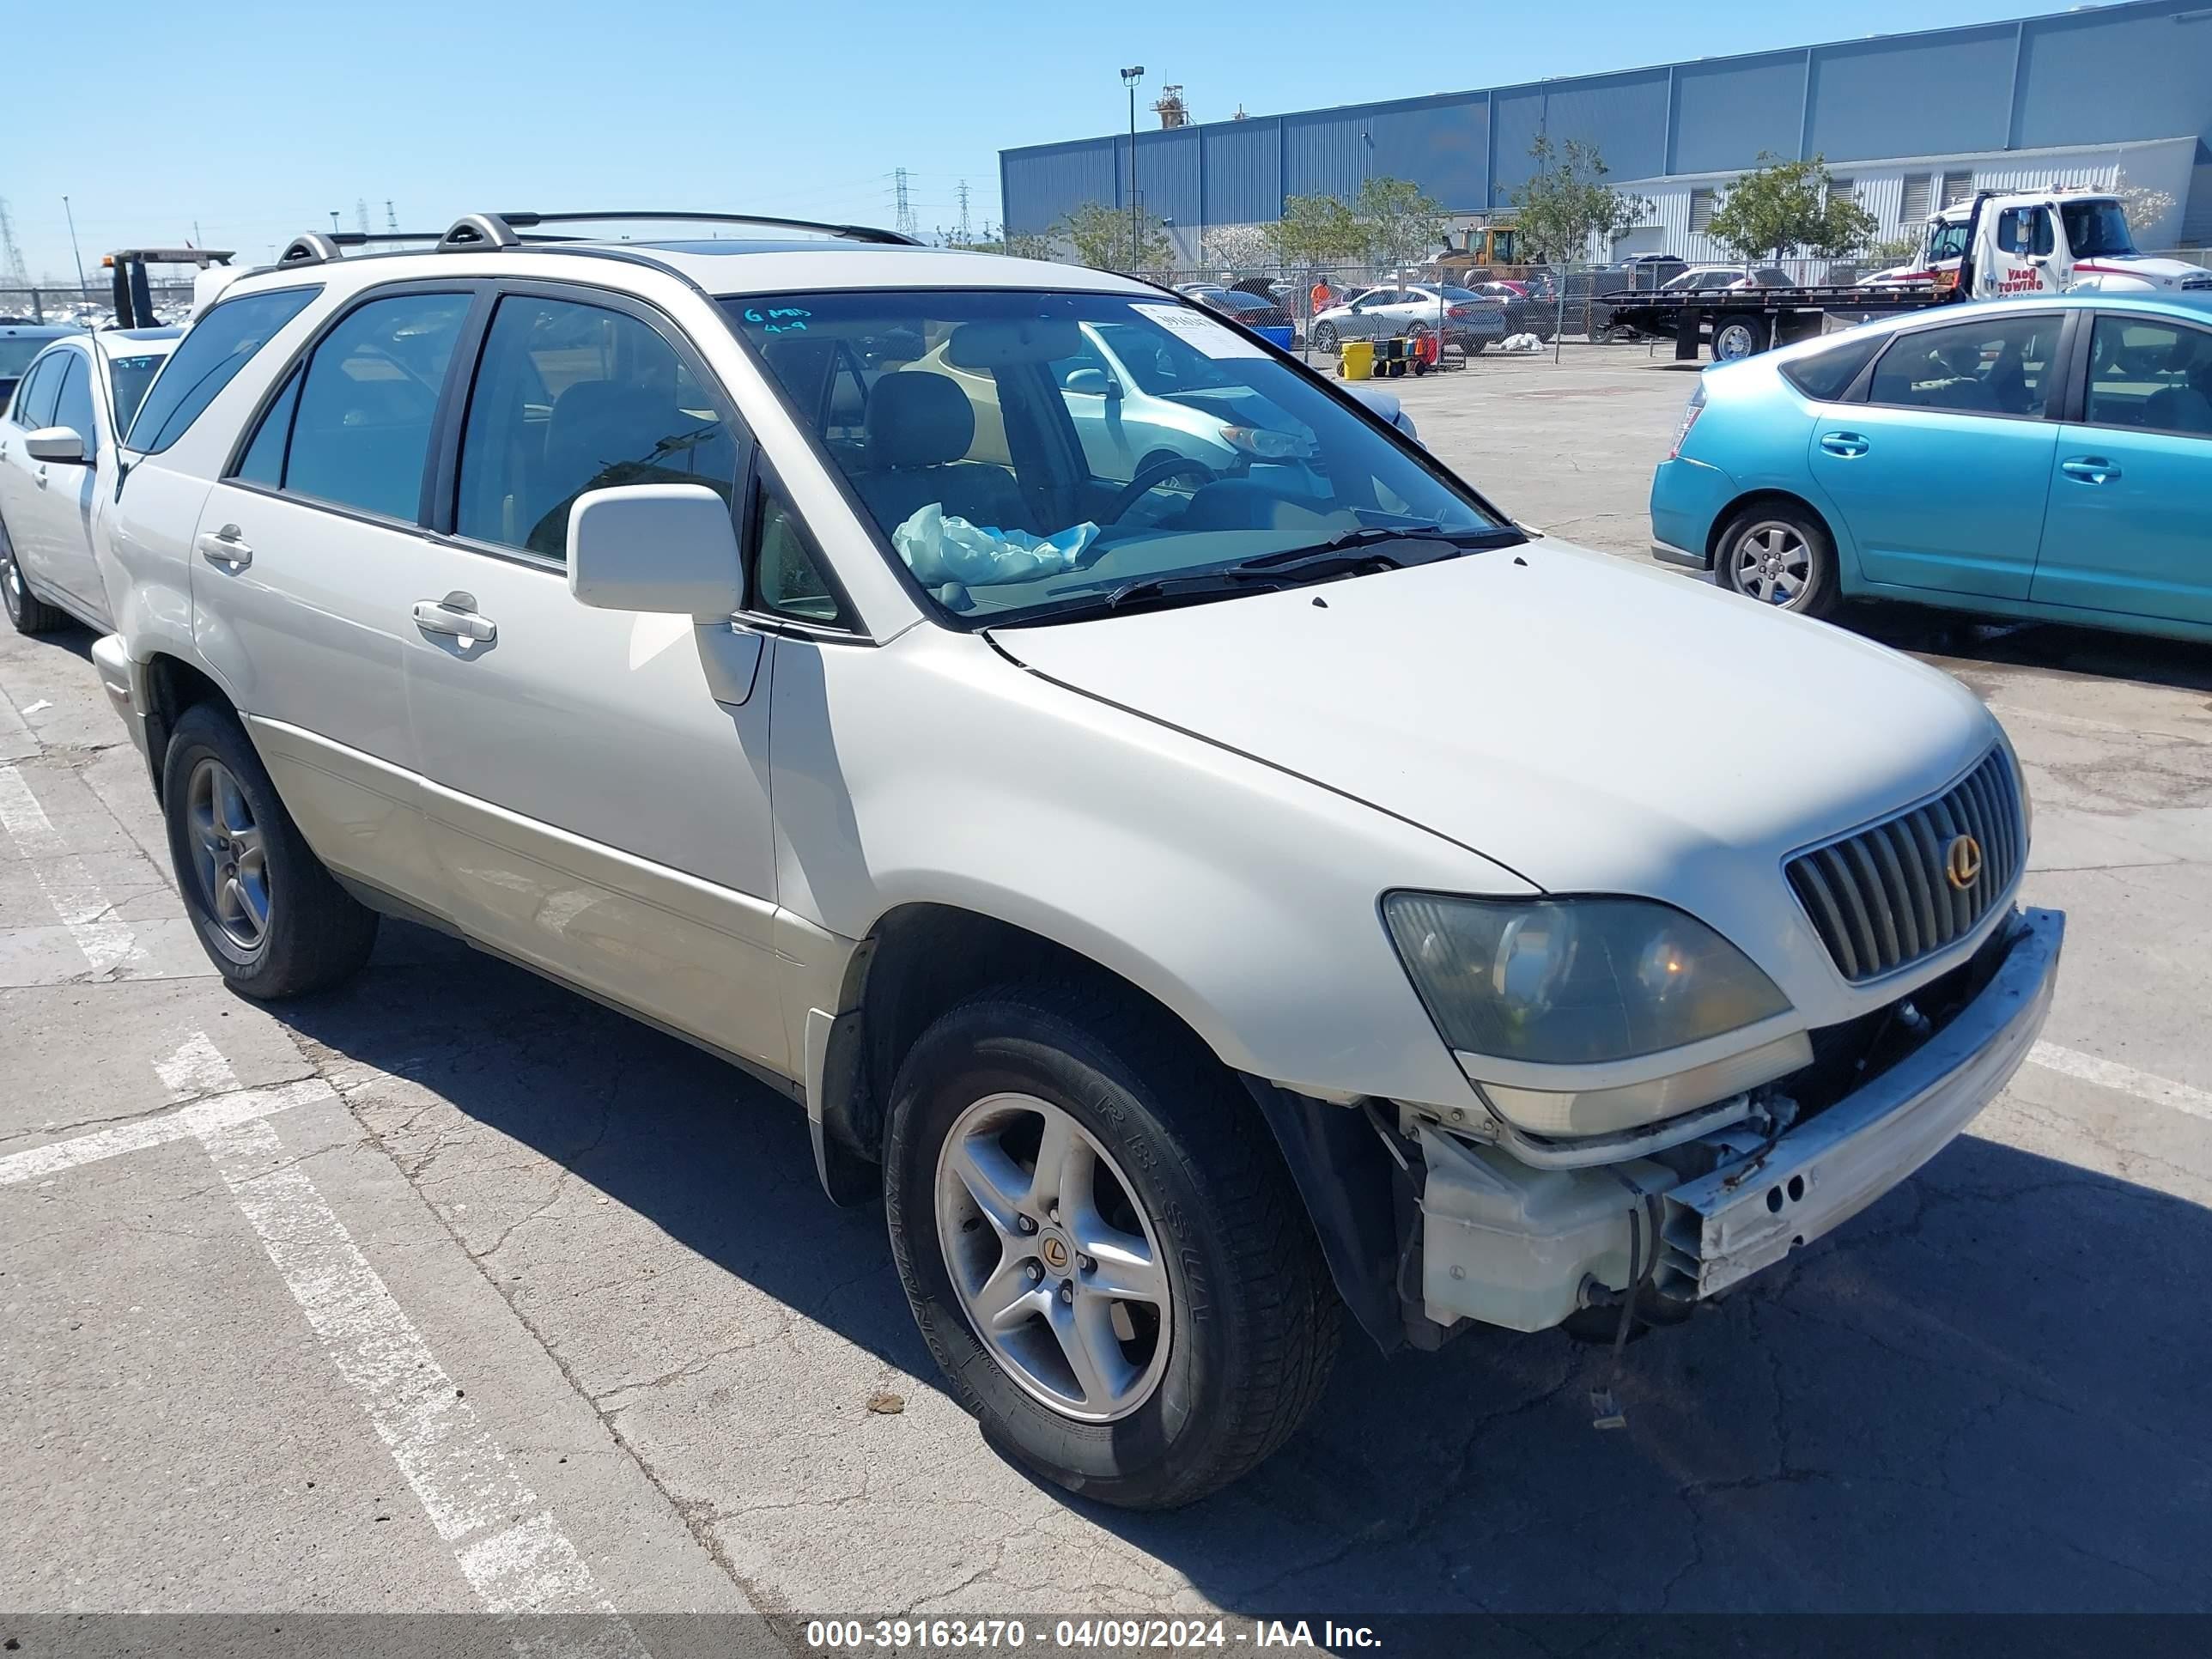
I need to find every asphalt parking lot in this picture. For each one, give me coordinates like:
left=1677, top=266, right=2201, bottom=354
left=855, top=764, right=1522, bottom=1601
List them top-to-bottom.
left=5, top=343, right=2210, bottom=1627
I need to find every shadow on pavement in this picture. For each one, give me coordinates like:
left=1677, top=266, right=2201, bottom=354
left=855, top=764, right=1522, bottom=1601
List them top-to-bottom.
left=1849, top=606, right=2212, bottom=697
left=278, top=927, right=2209, bottom=1613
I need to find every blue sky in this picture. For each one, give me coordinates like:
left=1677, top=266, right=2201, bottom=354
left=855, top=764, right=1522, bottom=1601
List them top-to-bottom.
left=9, top=0, right=2094, bottom=283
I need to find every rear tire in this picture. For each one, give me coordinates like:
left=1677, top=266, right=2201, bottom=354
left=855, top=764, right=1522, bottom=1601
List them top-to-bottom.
left=1311, top=322, right=1338, bottom=351
left=1715, top=503, right=1838, bottom=618
left=1, top=515, right=67, bottom=635
left=161, top=702, right=379, bottom=998
left=884, top=982, right=1340, bottom=1510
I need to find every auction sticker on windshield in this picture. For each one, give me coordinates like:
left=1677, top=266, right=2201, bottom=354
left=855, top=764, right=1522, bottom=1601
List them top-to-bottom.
left=1131, top=301, right=1267, bottom=358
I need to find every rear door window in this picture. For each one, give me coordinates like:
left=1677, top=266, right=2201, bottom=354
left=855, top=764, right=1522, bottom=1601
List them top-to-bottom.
left=126, top=286, right=320, bottom=453
left=282, top=292, right=471, bottom=520
left=1868, top=315, right=2059, bottom=418
left=10, top=353, right=64, bottom=429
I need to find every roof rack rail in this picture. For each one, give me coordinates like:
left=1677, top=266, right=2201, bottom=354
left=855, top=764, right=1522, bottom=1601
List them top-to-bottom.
left=437, top=210, right=923, bottom=250
left=276, top=229, right=450, bottom=267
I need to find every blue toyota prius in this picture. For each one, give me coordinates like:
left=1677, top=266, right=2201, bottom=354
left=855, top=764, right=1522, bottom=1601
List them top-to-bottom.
left=1649, top=291, right=2212, bottom=641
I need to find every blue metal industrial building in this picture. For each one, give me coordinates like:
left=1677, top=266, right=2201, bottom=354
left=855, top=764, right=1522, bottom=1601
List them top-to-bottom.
left=1000, top=0, right=2212, bottom=263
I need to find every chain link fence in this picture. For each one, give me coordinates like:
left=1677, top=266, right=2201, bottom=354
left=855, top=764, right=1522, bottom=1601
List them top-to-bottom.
left=0, top=282, right=199, bottom=328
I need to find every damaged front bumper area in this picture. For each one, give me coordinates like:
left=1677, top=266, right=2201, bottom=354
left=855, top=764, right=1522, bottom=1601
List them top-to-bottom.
left=1416, top=906, right=2063, bottom=1333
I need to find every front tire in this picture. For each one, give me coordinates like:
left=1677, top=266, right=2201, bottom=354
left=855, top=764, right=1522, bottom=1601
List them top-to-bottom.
left=1310, top=322, right=1338, bottom=351
left=1715, top=504, right=1837, bottom=617
left=1, top=514, right=67, bottom=635
left=161, top=702, right=379, bottom=997
left=884, top=984, right=1340, bottom=1510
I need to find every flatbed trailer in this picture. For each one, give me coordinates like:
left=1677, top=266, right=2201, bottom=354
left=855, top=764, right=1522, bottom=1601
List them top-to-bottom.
left=1601, top=282, right=1957, bottom=362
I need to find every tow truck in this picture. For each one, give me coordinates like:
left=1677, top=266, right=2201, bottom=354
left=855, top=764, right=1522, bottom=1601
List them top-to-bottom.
left=1605, top=186, right=2209, bottom=361
left=100, top=246, right=238, bottom=327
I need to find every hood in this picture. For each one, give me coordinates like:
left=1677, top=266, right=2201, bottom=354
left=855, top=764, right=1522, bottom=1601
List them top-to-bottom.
left=2081, top=256, right=2212, bottom=290
left=994, top=544, right=1999, bottom=981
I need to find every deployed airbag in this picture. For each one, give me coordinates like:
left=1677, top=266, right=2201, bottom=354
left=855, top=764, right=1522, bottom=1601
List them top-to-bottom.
left=891, top=502, right=1100, bottom=587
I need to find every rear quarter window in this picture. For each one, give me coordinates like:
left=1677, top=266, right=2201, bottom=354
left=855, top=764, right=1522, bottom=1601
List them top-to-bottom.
left=126, top=286, right=321, bottom=454
left=1778, top=333, right=1884, bottom=402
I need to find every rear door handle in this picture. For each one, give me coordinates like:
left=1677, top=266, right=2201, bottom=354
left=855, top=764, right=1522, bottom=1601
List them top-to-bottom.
left=1819, top=432, right=1869, bottom=459
left=2060, top=455, right=2120, bottom=484
left=196, top=525, right=252, bottom=568
left=412, top=592, right=497, bottom=646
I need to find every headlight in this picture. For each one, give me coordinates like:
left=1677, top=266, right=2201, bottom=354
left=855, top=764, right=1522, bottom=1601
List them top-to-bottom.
left=1219, top=424, right=1314, bottom=459
left=1383, top=892, right=1790, bottom=1068
left=1383, top=894, right=1801, bottom=1138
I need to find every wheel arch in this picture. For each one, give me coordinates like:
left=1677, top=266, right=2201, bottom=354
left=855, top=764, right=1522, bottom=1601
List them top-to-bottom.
left=1706, top=487, right=1841, bottom=562
left=139, top=652, right=238, bottom=803
left=816, top=898, right=1407, bottom=1352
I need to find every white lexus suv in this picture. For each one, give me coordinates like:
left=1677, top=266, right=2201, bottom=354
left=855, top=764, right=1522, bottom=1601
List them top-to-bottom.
left=82, top=210, right=2061, bottom=1508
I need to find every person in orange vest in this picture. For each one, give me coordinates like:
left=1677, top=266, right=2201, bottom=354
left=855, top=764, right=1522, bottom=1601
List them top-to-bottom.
left=1310, top=276, right=1334, bottom=319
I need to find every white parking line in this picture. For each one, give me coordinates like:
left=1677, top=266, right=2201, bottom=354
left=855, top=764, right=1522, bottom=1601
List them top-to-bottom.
left=0, top=763, right=144, bottom=975
left=160, top=1035, right=647, bottom=1647
left=2029, top=1040, right=2212, bottom=1126
left=0, top=1076, right=329, bottom=1187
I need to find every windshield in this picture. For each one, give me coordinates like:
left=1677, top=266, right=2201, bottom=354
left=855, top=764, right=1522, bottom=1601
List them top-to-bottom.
left=2062, top=199, right=2136, bottom=259
left=1927, top=221, right=1969, bottom=262
left=725, top=289, right=1503, bottom=624
left=106, top=351, right=173, bottom=433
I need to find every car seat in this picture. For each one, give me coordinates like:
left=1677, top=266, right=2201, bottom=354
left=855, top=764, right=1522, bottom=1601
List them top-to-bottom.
left=854, top=373, right=1025, bottom=533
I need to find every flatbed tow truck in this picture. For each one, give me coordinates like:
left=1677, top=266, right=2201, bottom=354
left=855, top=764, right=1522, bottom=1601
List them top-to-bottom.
left=1603, top=185, right=2208, bottom=361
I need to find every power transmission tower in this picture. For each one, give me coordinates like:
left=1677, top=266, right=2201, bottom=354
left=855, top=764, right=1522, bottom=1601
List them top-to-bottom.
left=893, top=168, right=917, bottom=240
left=956, top=179, right=971, bottom=246
left=0, top=198, right=28, bottom=288
left=356, top=198, right=372, bottom=235
left=385, top=200, right=398, bottom=233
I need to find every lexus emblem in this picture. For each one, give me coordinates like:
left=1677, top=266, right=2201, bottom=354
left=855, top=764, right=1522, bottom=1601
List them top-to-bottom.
left=1945, top=834, right=1984, bottom=891
left=1039, top=1235, right=1070, bottom=1271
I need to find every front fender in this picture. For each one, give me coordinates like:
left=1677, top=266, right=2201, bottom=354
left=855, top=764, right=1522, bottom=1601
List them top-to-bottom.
left=768, top=625, right=1524, bottom=1110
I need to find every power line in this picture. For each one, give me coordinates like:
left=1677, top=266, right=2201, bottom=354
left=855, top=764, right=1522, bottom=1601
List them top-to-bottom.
left=956, top=179, right=972, bottom=245
left=0, top=199, right=29, bottom=288
left=386, top=199, right=399, bottom=233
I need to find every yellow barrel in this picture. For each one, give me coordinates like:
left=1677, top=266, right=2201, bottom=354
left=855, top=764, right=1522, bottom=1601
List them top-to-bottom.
left=1339, top=339, right=1375, bottom=380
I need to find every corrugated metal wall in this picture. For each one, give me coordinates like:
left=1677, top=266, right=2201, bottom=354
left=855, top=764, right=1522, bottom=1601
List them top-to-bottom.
left=1000, top=0, right=2212, bottom=242
left=1669, top=53, right=1804, bottom=175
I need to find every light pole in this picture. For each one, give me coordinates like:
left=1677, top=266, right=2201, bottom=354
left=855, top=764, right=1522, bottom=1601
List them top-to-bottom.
left=1121, top=65, right=1145, bottom=271
left=61, top=196, right=88, bottom=294
left=329, top=210, right=341, bottom=234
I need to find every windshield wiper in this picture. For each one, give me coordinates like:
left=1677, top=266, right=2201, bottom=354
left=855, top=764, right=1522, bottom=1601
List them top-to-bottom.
left=1234, top=524, right=1525, bottom=568
left=1000, top=525, right=1524, bottom=628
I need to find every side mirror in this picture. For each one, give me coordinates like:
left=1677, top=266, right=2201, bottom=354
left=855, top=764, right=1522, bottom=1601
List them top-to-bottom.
left=1062, top=367, right=1113, bottom=397
left=26, top=426, right=87, bottom=465
left=568, top=484, right=744, bottom=622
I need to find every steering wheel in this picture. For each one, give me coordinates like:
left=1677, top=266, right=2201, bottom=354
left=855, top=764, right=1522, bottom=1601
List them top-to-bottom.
left=1100, top=455, right=1216, bottom=526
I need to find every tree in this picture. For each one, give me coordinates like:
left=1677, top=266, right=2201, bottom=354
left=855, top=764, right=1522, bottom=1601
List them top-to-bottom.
left=1511, top=136, right=1651, bottom=264
left=1705, top=153, right=1878, bottom=263
left=2111, top=172, right=2178, bottom=243
left=1355, top=176, right=1449, bottom=270
left=1268, top=193, right=1365, bottom=265
left=1053, top=201, right=1173, bottom=271
left=1200, top=223, right=1274, bottom=270
left=1000, top=228, right=1055, bottom=262
left=1859, top=233, right=1920, bottom=268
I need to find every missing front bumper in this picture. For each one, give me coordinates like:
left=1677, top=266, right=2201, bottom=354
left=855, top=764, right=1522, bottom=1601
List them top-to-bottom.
left=1418, top=907, right=2063, bottom=1331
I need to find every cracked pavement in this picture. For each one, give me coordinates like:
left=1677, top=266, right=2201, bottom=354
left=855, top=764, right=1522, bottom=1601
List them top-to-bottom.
left=3, top=350, right=2209, bottom=1620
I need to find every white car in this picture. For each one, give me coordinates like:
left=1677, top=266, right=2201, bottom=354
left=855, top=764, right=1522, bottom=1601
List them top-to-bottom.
left=82, top=211, right=2059, bottom=1509
left=1310, top=283, right=1508, bottom=353
left=0, top=327, right=179, bottom=634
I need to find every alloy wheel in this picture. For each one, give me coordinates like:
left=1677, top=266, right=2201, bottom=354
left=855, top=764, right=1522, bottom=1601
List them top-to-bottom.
left=1714, top=320, right=1761, bottom=360
left=1731, top=521, right=1814, bottom=607
left=1, top=538, right=21, bottom=623
left=185, top=757, right=271, bottom=951
left=934, top=1092, right=1171, bottom=1423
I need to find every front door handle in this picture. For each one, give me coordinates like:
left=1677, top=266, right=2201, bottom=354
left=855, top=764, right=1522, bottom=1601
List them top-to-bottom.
left=1819, top=432, right=1869, bottom=459
left=2060, top=455, right=2120, bottom=484
left=33, top=465, right=49, bottom=489
left=196, top=525, right=252, bottom=568
left=412, top=592, right=497, bottom=646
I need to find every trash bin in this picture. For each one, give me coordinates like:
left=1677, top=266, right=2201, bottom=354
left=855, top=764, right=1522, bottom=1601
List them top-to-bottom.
left=1340, top=339, right=1375, bottom=380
